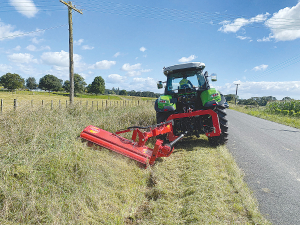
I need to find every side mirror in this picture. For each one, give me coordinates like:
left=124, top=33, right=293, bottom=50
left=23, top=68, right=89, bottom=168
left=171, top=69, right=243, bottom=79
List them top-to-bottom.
left=211, top=73, right=217, bottom=82
left=157, top=81, right=163, bottom=89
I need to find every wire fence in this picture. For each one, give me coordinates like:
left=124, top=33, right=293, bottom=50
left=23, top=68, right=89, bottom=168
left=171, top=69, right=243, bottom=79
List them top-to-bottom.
left=0, top=99, right=154, bottom=113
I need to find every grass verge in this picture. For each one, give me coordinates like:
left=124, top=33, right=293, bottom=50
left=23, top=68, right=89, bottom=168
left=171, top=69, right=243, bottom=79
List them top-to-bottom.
left=0, top=103, right=269, bottom=224
left=230, top=104, right=300, bottom=129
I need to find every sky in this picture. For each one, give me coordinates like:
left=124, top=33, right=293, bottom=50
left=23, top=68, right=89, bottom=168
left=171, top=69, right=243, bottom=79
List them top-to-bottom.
left=1, top=0, right=300, bottom=100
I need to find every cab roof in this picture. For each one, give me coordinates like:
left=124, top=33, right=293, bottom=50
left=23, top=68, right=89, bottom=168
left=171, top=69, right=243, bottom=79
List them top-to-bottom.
left=163, top=62, right=205, bottom=78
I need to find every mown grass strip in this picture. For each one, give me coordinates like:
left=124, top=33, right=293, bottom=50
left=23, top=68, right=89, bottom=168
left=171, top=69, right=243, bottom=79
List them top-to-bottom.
left=0, top=103, right=269, bottom=224
left=130, top=136, right=269, bottom=224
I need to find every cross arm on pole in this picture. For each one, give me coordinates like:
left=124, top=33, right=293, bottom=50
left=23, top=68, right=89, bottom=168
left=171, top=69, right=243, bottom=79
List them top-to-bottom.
left=60, top=0, right=83, bottom=14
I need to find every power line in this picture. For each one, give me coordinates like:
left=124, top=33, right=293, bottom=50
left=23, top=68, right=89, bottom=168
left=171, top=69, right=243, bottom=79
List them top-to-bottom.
left=2, top=0, right=300, bottom=30
left=0, top=24, right=68, bottom=40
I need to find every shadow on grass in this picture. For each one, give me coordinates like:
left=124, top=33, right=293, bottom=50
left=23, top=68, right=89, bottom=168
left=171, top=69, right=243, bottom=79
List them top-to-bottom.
left=172, top=136, right=211, bottom=153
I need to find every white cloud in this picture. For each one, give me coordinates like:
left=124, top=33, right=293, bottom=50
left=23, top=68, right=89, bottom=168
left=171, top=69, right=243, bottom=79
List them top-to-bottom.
left=9, top=0, right=38, bottom=18
left=265, top=2, right=300, bottom=41
left=219, top=13, right=269, bottom=33
left=0, top=21, right=23, bottom=40
left=0, top=21, right=42, bottom=41
left=257, top=34, right=274, bottom=42
left=237, top=35, right=251, bottom=40
left=31, top=37, right=43, bottom=44
left=74, top=39, right=84, bottom=45
left=13, top=45, right=21, bottom=51
left=26, top=45, right=51, bottom=51
left=26, top=45, right=36, bottom=51
left=82, top=45, right=94, bottom=50
left=140, top=46, right=146, bottom=52
left=41, top=50, right=81, bottom=67
left=114, top=52, right=120, bottom=57
left=8, top=53, right=38, bottom=64
left=178, top=55, right=197, bottom=63
left=90, top=60, right=116, bottom=69
left=122, top=63, right=142, bottom=71
left=0, top=64, right=13, bottom=73
left=252, top=64, right=268, bottom=71
left=127, top=71, right=142, bottom=77
left=107, top=74, right=127, bottom=83
left=129, top=77, right=157, bottom=91
left=216, top=81, right=300, bottom=100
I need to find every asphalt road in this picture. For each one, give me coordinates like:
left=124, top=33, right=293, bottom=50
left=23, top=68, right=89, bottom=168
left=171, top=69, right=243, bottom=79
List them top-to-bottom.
left=226, top=109, right=300, bottom=225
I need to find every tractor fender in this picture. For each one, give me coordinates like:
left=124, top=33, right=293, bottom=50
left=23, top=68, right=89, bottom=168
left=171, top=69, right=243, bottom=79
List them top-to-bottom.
left=155, top=99, right=176, bottom=112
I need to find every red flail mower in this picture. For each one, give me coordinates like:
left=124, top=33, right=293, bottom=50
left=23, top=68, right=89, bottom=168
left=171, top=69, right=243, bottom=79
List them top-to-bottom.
left=80, top=109, right=221, bottom=167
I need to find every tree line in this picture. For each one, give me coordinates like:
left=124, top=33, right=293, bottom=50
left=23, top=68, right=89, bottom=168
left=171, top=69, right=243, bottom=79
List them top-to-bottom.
left=0, top=72, right=160, bottom=97
left=224, top=94, right=294, bottom=106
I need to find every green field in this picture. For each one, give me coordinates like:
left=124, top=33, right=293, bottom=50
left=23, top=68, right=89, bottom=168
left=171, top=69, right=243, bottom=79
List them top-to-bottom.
left=0, top=91, right=153, bottom=112
left=0, top=98, right=269, bottom=224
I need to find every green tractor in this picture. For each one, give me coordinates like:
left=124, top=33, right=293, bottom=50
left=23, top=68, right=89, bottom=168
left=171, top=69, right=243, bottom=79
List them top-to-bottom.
left=154, top=62, right=228, bottom=146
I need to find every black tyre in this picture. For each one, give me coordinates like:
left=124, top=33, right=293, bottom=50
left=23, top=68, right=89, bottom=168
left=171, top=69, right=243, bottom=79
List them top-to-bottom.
left=208, top=106, right=228, bottom=146
left=156, top=112, right=171, bottom=124
left=156, top=112, right=172, bottom=142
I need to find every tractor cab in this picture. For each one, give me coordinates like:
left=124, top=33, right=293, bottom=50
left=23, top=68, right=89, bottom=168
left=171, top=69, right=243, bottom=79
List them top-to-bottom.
left=156, top=62, right=224, bottom=114
left=158, top=62, right=216, bottom=95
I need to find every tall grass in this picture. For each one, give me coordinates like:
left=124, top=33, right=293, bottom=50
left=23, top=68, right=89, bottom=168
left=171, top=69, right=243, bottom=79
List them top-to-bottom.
left=0, top=103, right=269, bottom=224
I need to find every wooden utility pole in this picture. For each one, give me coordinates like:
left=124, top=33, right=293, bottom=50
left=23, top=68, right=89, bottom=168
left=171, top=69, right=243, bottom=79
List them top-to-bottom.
left=60, top=0, right=82, bottom=104
left=235, top=83, right=240, bottom=105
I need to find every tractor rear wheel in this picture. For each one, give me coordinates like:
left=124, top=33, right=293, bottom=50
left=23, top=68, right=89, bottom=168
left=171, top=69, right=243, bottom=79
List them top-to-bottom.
left=208, top=106, right=228, bottom=146
left=156, top=112, right=171, bottom=124
left=156, top=112, right=172, bottom=142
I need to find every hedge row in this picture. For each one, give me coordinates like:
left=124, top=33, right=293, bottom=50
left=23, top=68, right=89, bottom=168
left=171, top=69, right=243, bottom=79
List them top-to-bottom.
left=266, top=100, right=300, bottom=113
left=273, top=109, right=300, bottom=117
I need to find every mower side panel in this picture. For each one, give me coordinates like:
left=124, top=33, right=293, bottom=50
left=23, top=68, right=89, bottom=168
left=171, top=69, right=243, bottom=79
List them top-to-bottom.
left=80, top=125, right=153, bottom=165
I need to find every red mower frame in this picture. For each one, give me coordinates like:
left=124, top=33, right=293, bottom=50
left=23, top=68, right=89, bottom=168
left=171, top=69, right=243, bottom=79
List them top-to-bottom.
left=80, top=109, right=221, bottom=166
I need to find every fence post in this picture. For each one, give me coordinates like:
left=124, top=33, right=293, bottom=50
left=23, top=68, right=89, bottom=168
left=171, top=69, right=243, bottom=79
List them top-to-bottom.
left=1, top=99, right=2, bottom=113
left=14, top=99, right=17, bottom=110
left=42, top=100, right=44, bottom=107
left=51, top=100, right=53, bottom=110
left=66, top=100, right=68, bottom=108
left=106, top=100, right=108, bottom=108
left=138, top=100, right=139, bottom=106
left=92, top=101, right=94, bottom=109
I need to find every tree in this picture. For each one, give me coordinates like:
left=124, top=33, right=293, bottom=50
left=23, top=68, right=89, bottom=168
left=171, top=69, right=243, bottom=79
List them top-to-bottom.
left=0, top=73, right=24, bottom=91
left=74, top=73, right=86, bottom=94
left=39, top=74, right=62, bottom=92
left=63, top=74, right=86, bottom=95
left=88, top=76, right=105, bottom=95
left=26, top=77, right=38, bottom=90
left=63, top=80, right=70, bottom=92
left=104, top=89, right=115, bottom=94
left=119, top=89, right=127, bottom=95
left=224, top=94, right=237, bottom=102
left=282, top=97, right=292, bottom=101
